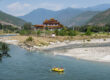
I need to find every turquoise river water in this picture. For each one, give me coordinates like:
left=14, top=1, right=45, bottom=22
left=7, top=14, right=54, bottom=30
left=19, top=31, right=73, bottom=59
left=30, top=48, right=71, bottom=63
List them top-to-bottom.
left=0, top=45, right=110, bottom=80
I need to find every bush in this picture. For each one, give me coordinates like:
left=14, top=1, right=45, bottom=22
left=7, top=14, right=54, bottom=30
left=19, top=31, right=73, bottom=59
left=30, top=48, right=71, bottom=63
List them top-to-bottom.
left=59, top=29, right=68, bottom=36
left=19, top=30, right=31, bottom=35
left=37, top=30, right=41, bottom=36
left=68, top=30, right=74, bottom=36
left=26, top=36, right=33, bottom=42
left=103, top=38, right=106, bottom=41
left=87, top=39, right=91, bottom=42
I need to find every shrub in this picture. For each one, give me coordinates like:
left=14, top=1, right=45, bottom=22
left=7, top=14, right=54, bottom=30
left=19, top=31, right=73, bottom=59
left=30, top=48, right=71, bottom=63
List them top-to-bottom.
left=59, top=29, right=68, bottom=36
left=19, top=30, right=31, bottom=35
left=37, top=30, right=41, bottom=36
left=68, top=30, right=74, bottom=36
left=73, top=30, right=79, bottom=36
left=26, top=36, right=33, bottom=42
left=103, top=38, right=106, bottom=41
left=87, top=39, right=91, bottom=42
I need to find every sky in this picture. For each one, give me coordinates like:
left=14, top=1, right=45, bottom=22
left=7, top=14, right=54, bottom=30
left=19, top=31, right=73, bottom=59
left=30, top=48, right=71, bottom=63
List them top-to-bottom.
left=0, top=0, right=110, bottom=16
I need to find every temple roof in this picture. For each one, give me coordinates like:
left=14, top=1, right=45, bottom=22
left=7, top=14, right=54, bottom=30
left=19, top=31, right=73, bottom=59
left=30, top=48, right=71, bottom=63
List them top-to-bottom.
left=43, top=18, right=60, bottom=24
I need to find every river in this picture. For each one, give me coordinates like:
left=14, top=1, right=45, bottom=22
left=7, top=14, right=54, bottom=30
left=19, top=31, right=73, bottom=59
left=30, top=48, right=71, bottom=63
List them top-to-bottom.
left=0, top=34, right=17, bottom=37
left=0, top=45, right=110, bottom=80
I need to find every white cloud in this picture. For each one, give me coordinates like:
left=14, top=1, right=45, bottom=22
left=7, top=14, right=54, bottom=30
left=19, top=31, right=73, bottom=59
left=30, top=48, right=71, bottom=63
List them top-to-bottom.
left=6, top=2, right=81, bottom=16
left=7, top=2, right=32, bottom=16
left=7, top=2, right=31, bottom=11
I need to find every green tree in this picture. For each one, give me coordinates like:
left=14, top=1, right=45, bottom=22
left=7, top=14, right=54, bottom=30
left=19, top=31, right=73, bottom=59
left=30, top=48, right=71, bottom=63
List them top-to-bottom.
left=0, top=24, right=2, bottom=30
left=85, top=27, right=92, bottom=36
left=55, top=29, right=59, bottom=36
left=0, top=42, right=10, bottom=56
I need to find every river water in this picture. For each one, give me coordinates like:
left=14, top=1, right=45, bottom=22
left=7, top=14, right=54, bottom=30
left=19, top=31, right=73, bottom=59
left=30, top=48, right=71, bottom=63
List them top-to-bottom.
left=0, top=34, right=17, bottom=37
left=0, top=45, right=110, bottom=80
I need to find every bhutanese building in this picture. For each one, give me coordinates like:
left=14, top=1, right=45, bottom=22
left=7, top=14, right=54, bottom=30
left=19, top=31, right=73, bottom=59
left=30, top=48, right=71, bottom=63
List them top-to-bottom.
left=34, top=18, right=63, bottom=30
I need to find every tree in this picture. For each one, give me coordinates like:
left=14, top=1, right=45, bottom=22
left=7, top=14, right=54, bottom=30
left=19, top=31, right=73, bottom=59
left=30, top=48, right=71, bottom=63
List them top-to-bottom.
left=22, top=22, right=32, bottom=30
left=0, top=24, right=2, bottom=30
left=85, top=27, right=92, bottom=36
left=55, top=29, right=59, bottom=36
left=0, top=42, right=10, bottom=57
left=1, top=43, right=9, bottom=55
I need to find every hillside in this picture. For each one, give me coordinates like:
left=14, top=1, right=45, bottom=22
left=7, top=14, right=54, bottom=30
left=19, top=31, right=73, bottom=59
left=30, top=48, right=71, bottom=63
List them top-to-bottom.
left=85, top=4, right=110, bottom=11
left=20, top=8, right=84, bottom=26
left=20, top=8, right=56, bottom=25
left=88, top=9, right=110, bottom=26
left=0, top=11, right=26, bottom=26
left=69, top=11, right=99, bottom=26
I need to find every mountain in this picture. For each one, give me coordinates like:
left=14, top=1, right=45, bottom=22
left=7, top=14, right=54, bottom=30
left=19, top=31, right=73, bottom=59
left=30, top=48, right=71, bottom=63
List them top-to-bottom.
left=19, top=4, right=110, bottom=26
left=85, top=4, right=110, bottom=11
left=20, top=8, right=84, bottom=26
left=20, top=8, right=56, bottom=25
left=55, top=8, right=85, bottom=26
left=88, top=9, right=110, bottom=26
left=0, top=11, right=26, bottom=26
left=68, top=11, right=99, bottom=26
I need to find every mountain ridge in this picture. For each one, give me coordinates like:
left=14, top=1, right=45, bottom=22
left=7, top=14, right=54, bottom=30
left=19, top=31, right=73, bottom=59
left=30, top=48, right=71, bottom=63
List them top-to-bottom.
left=19, top=4, right=110, bottom=26
left=19, top=8, right=84, bottom=26
left=88, top=9, right=110, bottom=26
left=0, top=10, right=26, bottom=27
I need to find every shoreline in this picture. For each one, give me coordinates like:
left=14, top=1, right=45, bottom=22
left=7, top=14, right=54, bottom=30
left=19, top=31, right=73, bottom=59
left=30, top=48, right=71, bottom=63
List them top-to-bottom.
left=1, top=36, right=110, bottom=62
left=53, top=47, right=110, bottom=62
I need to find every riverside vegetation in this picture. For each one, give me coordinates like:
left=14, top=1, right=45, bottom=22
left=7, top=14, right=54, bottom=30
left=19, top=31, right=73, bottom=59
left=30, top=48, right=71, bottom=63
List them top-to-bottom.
left=1, top=22, right=110, bottom=47
left=0, top=42, right=10, bottom=60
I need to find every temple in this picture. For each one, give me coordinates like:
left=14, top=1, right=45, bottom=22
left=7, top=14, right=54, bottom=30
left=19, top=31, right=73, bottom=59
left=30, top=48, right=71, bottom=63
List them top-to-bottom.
left=34, top=18, right=63, bottom=30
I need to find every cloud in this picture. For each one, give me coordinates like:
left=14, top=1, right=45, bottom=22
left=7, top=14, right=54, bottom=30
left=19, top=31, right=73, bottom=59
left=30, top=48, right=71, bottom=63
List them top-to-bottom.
left=7, top=2, right=32, bottom=16
left=7, top=2, right=31, bottom=11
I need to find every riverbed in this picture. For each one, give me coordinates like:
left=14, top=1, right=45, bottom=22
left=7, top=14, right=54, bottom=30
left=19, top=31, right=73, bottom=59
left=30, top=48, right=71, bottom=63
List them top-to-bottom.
left=1, top=45, right=110, bottom=80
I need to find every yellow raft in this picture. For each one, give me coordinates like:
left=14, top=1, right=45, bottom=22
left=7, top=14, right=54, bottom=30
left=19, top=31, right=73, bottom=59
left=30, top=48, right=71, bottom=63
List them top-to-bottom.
left=51, top=67, right=64, bottom=72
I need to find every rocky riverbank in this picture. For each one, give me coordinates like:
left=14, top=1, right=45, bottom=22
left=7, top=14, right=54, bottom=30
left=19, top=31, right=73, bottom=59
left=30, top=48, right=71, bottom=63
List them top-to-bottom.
left=1, top=35, right=110, bottom=62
